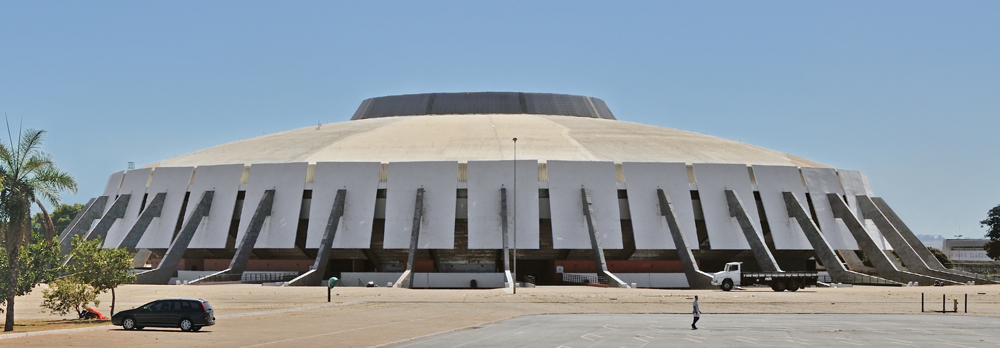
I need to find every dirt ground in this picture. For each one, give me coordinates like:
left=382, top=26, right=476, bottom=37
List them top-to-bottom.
left=2, top=283, right=998, bottom=347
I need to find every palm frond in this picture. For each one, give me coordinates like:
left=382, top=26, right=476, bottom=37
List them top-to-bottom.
left=13, top=129, right=45, bottom=174
left=21, top=152, right=55, bottom=179
left=25, top=166, right=77, bottom=206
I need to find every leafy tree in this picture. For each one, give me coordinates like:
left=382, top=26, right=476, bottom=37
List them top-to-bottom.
left=0, top=128, right=77, bottom=331
left=33, top=203, right=85, bottom=237
left=47, top=203, right=84, bottom=236
left=982, top=204, right=1000, bottom=261
left=0, top=232, right=61, bottom=318
left=66, top=236, right=135, bottom=317
left=927, top=247, right=952, bottom=265
left=39, top=276, right=99, bottom=318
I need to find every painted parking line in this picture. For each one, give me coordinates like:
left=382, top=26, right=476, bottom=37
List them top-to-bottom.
left=786, top=337, right=810, bottom=345
left=884, top=338, right=919, bottom=347
left=933, top=338, right=974, bottom=348
left=836, top=339, right=865, bottom=346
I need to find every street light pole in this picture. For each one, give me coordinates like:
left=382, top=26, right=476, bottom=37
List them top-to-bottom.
left=512, top=137, right=517, bottom=294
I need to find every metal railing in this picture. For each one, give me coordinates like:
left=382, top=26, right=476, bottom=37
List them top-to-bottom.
left=947, top=264, right=1000, bottom=282
left=193, top=271, right=298, bottom=284
left=241, top=272, right=298, bottom=284
left=561, top=273, right=609, bottom=286
left=818, top=273, right=908, bottom=286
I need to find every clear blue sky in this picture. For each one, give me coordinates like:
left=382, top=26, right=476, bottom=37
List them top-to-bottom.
left=2, top=1, right=997, bottom=238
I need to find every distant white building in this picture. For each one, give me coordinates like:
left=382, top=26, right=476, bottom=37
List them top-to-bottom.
left=943, top=239, right=992, bottom=262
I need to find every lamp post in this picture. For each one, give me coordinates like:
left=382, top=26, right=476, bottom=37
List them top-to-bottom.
left=512, top=137, right=517, bottom=294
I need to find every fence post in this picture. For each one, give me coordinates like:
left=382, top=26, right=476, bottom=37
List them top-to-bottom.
left=921, top=293, right=924, bottom=312
left=942, top=294, right=946, bottom=313
left=965, top=294, right=968, bottom=313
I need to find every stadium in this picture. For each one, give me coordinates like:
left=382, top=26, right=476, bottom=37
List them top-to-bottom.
left=59, top=92, right=983, bottom=289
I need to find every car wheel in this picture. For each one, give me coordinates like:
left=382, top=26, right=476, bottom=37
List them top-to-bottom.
left=721, top=279, right=734, bottom=292
left=787, top=279, right=800, bottom=292
left=772, top=281, right=787, bottom=292
left=122, top=317, right=136, bottom=330
left=179, top=318, right=194, bottom=332
left=192, top=326, right=202, bottom=332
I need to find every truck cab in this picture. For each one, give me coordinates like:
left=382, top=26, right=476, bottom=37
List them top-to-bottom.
left=711, top=262, right=742, bottom=291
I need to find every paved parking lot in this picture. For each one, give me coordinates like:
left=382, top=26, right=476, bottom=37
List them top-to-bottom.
left=5, top=285, right=1000, bottom=347
left=389, top=314, right=1000, bottom=348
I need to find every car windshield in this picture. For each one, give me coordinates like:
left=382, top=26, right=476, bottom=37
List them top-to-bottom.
left=141, top=301, right=158, bottom=309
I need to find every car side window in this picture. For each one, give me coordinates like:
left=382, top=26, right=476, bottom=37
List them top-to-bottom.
left=181, top=301, right=194, bottom=311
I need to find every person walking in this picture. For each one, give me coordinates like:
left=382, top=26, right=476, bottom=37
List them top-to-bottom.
left=692, top=295, right=701, bottom=330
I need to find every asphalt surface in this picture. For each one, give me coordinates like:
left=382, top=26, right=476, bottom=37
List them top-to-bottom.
left=388, top=314, right=1000, bottom=348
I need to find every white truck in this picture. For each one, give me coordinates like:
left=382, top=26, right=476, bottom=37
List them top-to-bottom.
left=711, top=262, right=818, bottom=292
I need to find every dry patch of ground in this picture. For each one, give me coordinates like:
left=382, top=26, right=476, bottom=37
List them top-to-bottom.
left=1, top=318, right=110, bottom=333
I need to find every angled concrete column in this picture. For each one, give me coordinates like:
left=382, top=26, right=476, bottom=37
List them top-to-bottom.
left=500, top=187, right=514, bottom=292
left=500, top=187, right=511, bottom=272
left=394, top=188, right=424, bottom=289
left=582, top=188, right=628, bottom=288
left=658, top=189, right=714, bottom=289
left=228, top=190, right=275, bottom=275
left=290, top=190, right=346, bottom=286
left=725, top=190, right=781, bottom=273
left=135, top=191, right=214, bottom=284
left=117, top=192, right=166, bottom=251
left=782, top=192, right=894, bottom=285
left=827, top=193, right=957, bottom=285
left=83, top=194, right=131, bottom=243
left=59, top=196, right=107, bottom=255
left=858, top=196, right=990, bottom=284
left=871, top=197, right=987, bottom=281
left=837, top=250, right=877, bottom=274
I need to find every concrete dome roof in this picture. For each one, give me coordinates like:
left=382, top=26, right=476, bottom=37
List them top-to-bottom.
left=149, top=112, right=827, bottom=168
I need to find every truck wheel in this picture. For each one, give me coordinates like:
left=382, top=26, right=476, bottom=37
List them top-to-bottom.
left=721, top=279, right=734, bottom=292
left=787, top=279, right=800, bottom=292
left=771, top=281, right=787, bottom=292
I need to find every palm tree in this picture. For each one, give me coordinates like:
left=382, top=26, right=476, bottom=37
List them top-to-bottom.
left=1, top=128, right=76, bottom=331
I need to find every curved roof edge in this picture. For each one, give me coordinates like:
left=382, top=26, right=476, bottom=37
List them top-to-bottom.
left=351, top=92, right=616, bottom=120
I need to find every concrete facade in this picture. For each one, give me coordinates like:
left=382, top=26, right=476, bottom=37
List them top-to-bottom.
left=73, top=92, right=964, bottom=288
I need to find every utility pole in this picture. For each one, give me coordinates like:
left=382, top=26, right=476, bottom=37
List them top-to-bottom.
left=512, top=137, right=518, bottom=294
